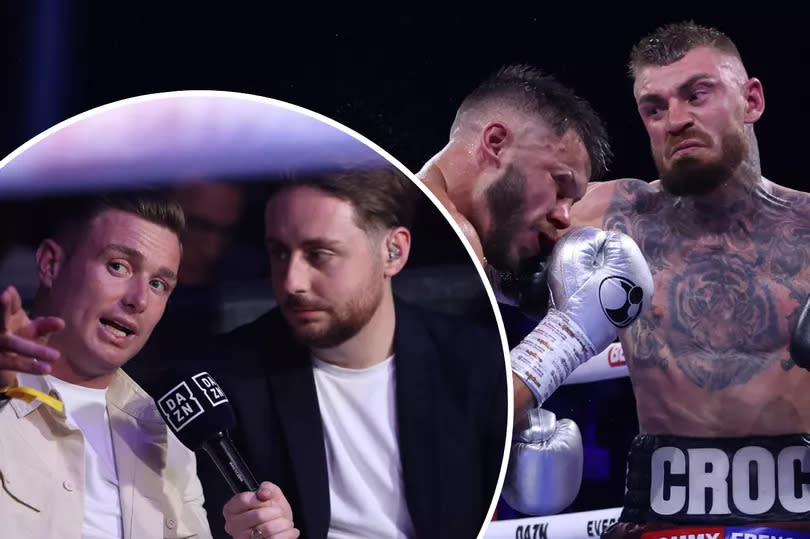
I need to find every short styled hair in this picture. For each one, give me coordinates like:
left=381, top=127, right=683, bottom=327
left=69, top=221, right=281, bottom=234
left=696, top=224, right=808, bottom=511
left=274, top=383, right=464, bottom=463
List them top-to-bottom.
left=628, top=21, right=743, bottom=78
left=453, top=64, right=612, bottom=180
left=267, top=166, right=420, bottom=233
left=46, top=190, right=185, bottom=252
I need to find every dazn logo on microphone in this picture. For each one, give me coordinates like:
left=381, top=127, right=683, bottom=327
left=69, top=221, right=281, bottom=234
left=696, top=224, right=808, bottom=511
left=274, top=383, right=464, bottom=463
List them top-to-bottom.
left=158, top=381, right=205, bottom=431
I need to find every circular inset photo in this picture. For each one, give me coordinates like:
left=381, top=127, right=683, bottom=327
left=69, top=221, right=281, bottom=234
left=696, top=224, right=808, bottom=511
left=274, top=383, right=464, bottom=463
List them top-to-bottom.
left=0, top=92, right=510, bottom=539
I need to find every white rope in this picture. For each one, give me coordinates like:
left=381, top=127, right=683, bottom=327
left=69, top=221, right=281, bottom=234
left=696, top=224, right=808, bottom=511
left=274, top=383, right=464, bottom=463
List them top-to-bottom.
left=562, top=342, right=628, bottom=385
left=484, top=507, right=622, bottom=539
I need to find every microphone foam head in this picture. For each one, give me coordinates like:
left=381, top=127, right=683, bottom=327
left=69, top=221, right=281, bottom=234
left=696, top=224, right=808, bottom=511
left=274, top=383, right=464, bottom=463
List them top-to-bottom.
left=154, top=370, right=235, bottom=450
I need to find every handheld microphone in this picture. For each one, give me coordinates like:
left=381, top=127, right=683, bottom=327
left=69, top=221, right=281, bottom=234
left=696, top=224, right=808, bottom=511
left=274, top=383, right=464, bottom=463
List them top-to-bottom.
left=154, top=370, right=259, bottom=494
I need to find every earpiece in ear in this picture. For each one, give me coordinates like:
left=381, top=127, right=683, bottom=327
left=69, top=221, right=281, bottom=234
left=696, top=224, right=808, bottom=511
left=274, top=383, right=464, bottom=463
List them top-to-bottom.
left=387, top=238, right=401, bottom=261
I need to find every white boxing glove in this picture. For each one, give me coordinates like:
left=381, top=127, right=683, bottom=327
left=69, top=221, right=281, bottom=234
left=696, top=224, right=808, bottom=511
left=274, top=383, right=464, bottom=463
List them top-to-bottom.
left=511, top=227, right=653, bottom=405
left=501, top=407, right=583, bottom=515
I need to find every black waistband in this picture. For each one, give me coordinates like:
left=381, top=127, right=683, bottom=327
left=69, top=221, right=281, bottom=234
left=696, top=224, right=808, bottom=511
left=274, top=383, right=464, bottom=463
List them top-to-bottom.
left=620, top=433, right=810, bottom=525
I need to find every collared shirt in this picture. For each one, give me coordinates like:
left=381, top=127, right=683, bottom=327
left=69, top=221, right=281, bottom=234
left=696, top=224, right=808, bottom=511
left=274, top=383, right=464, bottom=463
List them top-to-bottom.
left=0, top=369, right=212, bottom=539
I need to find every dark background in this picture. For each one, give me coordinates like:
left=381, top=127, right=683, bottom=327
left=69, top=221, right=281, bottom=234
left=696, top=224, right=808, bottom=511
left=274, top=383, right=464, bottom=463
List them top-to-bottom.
left=3, top=7, right=807, bottom=521
left=3, top=11, right=807, bottom=191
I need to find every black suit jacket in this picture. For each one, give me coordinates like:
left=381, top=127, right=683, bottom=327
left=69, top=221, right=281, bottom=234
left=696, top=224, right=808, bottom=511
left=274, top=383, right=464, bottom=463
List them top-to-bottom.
left=198, top=299, right=507, bottom=539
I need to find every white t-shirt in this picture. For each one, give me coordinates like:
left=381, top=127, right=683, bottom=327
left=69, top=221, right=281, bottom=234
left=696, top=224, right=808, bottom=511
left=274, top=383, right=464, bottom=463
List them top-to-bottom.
left=312, top=355, right=415, bottom=539
left=45, top=375, right=124, bottom=539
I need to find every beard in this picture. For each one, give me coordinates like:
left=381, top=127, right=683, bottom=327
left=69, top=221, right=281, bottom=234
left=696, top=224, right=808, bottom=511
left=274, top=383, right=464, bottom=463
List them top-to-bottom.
left=656, top=127, right=747, bottom=197
left=483, top=164, right=528, bottom=273
left=282, top=281, right=384, bottom=349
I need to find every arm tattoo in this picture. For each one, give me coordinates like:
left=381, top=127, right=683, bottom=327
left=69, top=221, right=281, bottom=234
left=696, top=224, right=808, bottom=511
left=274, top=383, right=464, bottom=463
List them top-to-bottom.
left=754, top=190, right=810, bottom=370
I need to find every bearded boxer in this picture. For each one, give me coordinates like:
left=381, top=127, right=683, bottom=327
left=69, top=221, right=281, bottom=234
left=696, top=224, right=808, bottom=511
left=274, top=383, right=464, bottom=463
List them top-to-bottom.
left=567, top=22, right=810, bottom=535
left=418, top=65, right=655, bottom=515
left=418, top=65, right=627, bottom=415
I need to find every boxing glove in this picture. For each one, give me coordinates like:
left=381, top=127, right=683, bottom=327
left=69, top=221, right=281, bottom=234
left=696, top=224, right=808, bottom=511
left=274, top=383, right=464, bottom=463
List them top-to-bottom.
left=511, top=227, right=653, bottom=405
left=487, top=263, right=550, bottom=322
left=790, top=293, right=810, bottom=370
left=501, top=407, right=583, bottom=515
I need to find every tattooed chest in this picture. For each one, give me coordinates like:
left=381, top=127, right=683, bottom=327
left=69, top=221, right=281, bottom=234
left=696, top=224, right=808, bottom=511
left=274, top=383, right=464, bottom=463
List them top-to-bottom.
left=600, top=181, right=810, bottom=393
left=628, top=228, right=809, bottom=390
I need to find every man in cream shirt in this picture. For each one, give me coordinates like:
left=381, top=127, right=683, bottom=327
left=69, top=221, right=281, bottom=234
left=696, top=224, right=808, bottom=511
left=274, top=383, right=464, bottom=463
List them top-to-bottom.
left=0, top=193, right=214, bottom=538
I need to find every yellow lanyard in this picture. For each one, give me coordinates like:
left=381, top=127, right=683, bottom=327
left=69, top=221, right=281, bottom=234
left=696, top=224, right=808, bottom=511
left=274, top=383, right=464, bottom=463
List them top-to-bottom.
left=1, top=385, right=64, bottom=413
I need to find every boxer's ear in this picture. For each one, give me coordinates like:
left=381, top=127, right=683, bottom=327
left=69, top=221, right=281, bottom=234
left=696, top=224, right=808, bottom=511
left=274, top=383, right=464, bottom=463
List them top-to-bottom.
left=743, top=78, right=764, bottom=123
left=481, top=122, right=510, bottom=165
left=382, top=227, right=411, bottom=278
left=36, top=239, right=66, bottom=288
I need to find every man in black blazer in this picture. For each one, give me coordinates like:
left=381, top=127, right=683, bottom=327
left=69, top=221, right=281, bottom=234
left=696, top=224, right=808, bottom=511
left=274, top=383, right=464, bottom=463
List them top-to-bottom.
left=199, top=168, right=508, bottom=539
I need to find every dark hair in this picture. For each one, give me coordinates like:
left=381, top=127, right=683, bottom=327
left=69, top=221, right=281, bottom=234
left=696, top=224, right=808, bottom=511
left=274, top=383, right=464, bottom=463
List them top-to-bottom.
left=628, top=21, right=742, bottom=77
left=453, top=64, right=612, bottom=180
left=267, top=167, right=420, bottom=232
left=48, top=190, right=185, bottom=251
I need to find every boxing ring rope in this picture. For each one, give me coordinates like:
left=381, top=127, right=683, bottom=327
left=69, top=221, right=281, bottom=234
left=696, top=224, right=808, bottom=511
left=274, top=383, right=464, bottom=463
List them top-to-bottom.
left=562, top=341, right=628, bottom=385
left=484, top=343, right=630, bottom=538
left=485, top=507, right=623, bottom=539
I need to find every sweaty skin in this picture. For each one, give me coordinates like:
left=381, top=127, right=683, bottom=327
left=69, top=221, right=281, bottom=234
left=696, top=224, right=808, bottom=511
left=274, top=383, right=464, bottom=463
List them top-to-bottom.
left=419, top=164, right=541, bottom=417
left=420, top=164, right=487, bottom=265
left=572, top=178, right=810, bottom=436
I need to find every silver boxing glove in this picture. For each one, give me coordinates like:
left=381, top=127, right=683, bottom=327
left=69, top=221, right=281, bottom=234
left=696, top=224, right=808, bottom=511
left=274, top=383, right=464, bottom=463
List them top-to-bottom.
left=546, top=226, right=654, bottom=353
left=512, top=227, right=654, bottom=405
left=501, top=407, right=583, bottom=515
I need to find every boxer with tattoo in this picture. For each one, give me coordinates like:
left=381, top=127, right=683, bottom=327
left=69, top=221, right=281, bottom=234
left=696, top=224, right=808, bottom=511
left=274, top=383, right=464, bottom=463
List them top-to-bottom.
left=569, top=22, right=810, bottom=535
